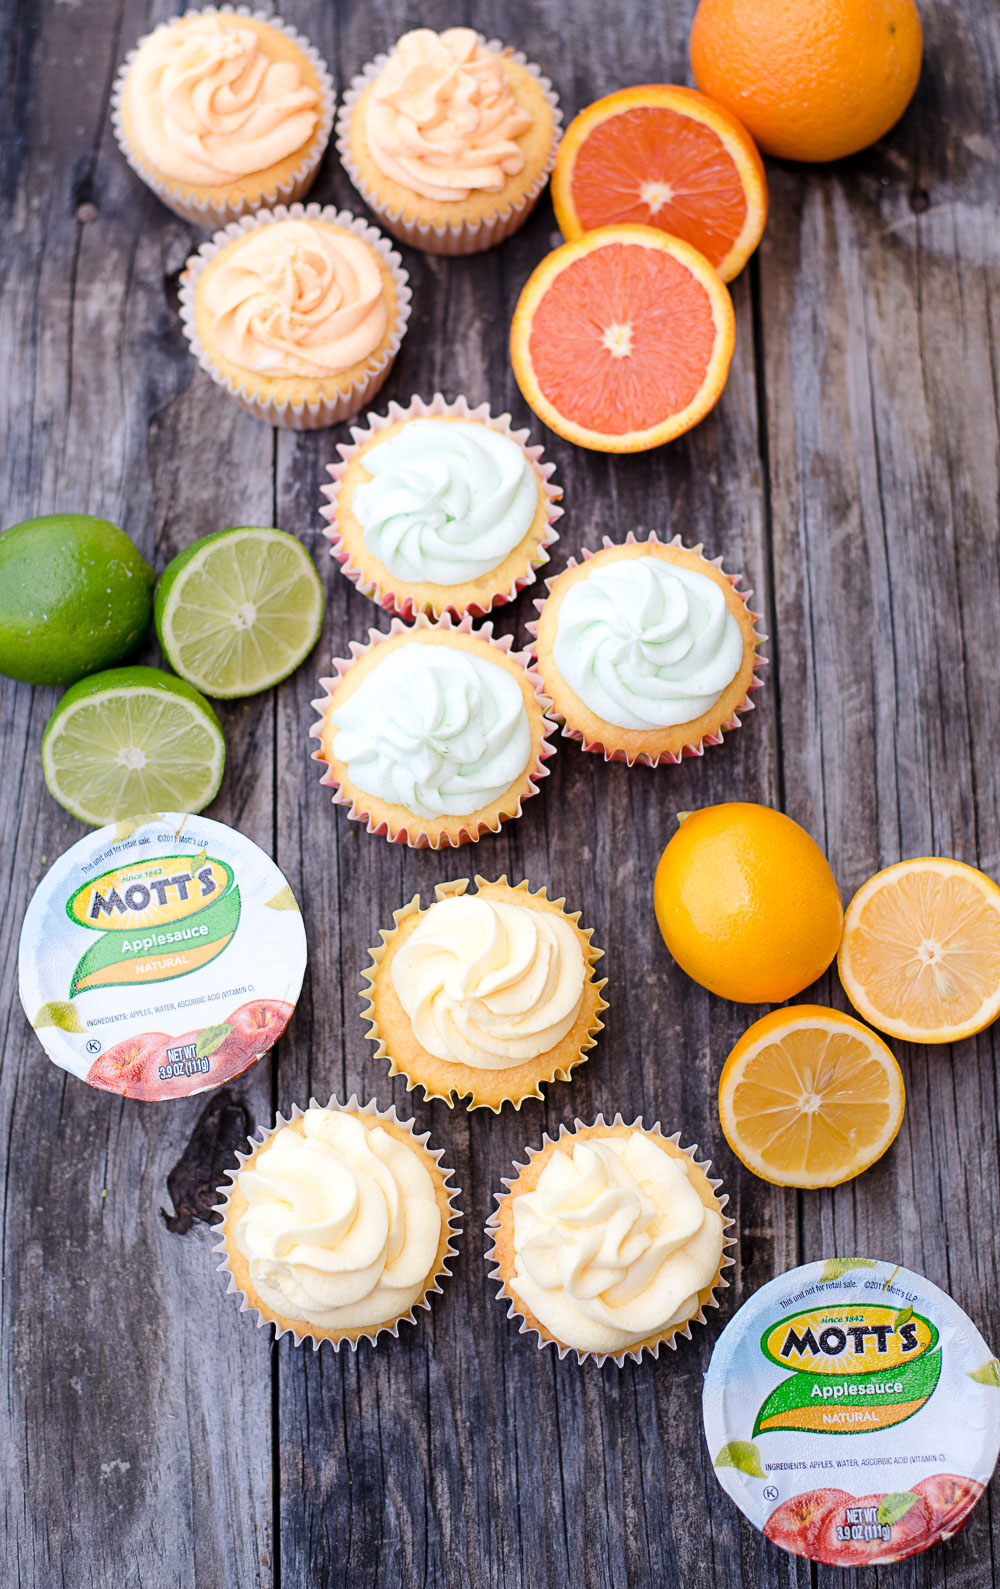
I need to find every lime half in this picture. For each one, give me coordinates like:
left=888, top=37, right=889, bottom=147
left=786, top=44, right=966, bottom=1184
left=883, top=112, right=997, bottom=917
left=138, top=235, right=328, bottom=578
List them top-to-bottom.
left=155, top=527, right=324, bottom=699
left=42, top=666, right=225, bottom=826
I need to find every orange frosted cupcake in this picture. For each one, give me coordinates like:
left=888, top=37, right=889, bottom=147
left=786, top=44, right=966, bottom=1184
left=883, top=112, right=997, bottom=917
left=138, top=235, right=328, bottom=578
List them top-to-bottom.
left=113, top=9, right=333, bottom=226
left=337, top=27, right=561, bottom=254
left=180, top=204, right=411, bottom=429
left=322, top=394, right=562, bottom=619
left=530, top=532, right=764, bottom=766
left=310, top=614, right=555, bottom=848
left=362, top=877, right=606, bottom=1111
left=487, top=1116, right=734, bottom=1365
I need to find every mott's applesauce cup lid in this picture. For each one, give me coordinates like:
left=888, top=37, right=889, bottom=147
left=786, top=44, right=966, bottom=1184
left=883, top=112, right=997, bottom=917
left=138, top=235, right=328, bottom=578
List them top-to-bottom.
left=18, top=813, right=307, bottom=1101
left=703, top=1258, right=1000, bottom=1567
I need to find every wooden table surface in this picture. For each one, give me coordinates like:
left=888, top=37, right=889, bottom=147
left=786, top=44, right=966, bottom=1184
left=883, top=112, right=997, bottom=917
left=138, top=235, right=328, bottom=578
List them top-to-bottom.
left=3, top=1, right=999, bottom=1585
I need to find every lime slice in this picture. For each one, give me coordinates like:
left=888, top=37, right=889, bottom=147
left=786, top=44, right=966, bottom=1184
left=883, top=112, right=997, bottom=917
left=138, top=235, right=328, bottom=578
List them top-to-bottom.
left=155, top=527, right=324, bottom=699
left=42, top=666, right=225, bottom=827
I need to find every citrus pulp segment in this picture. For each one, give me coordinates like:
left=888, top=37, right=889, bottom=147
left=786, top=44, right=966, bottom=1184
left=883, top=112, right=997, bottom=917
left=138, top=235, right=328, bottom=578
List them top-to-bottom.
left=551, top=85, right=767, bottom=281
left=510, top=224, right=735, bottom=453
left=155, top=527, right=324, bottom=699
left=41, top=666, right=225, bottom=827
left=838, top=858, right=1000, bottom=1043
left=718, top=1005, right=905, bottom=1188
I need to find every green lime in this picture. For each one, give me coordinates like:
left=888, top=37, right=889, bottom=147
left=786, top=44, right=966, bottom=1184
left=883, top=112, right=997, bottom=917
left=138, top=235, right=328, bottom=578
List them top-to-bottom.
left=0, top=514, right=155, bottom=685
left=155, top=526, right=324, bottom=699
left=42, top=666, right=225, bottom=827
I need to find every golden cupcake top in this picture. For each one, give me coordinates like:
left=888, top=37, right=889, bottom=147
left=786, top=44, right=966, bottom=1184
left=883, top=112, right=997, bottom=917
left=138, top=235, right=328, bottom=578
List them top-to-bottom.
left=124, top=13, right=321, bottom=186
left=365, top=28, right=534, bottom=202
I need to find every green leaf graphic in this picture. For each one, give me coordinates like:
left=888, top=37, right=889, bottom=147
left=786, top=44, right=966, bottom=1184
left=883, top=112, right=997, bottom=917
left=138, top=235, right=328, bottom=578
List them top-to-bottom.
left=188, top=846, right=208, bottom=877
left=265, top=884, right=300, bottom=911
left=33, top=1000, right=87, bottom=1034
left=195, top=1023, right=232, bottom=1060
left=819, top=1257, right=879, bottom=1282
left=895, top=1305, right=914, bottom=1328
left=968, top=1358, right=1000, bottom=1386
left=714, top=1441, right=765, bottom=1479
left=878, top=1492, right=919, bottom=1526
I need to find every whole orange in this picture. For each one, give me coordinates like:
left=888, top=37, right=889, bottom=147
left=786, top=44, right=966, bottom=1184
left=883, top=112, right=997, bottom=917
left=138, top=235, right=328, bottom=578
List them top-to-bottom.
left=689, top=0, right=923, bottom=163
left=653, top=802, right=843, bottom=1003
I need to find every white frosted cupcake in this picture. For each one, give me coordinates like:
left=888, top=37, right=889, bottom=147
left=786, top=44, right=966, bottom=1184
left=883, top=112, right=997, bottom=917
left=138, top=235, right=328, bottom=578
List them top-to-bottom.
left=113, top=8, right=333, bottom=226
left=322, top=394, right=562, bottom=618
left=215, top=1096, right=460, bottom=1349
left=487, top=1116, right=733, bottom=1365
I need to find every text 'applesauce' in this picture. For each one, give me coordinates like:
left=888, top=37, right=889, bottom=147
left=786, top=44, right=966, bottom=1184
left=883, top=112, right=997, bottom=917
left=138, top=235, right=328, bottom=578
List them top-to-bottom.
left=19, top=812, right=307, bottom=1100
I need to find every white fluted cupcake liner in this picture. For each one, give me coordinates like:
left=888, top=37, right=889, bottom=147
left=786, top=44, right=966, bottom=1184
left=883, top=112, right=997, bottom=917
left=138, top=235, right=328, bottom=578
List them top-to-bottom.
left=112, top=7, right=335, bottom=228
left=335, top=36, right=562, bottom=255
left=178, top=203, right=412, bottom=430
left=320, top=392, right=563, bottom=619
left=528, top=531, right=768, bottom=767
left=309, top=611, right=557, bottom=849
left=212, top=1094, right=461, bottom=1351
left=486, top=1114, right=736, bottom=1368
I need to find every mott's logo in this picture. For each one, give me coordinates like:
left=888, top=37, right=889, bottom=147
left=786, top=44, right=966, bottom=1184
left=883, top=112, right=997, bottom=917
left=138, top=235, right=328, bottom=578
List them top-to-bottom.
left=66, top=855, right=240, bottom=995
left=754, top=1305, right=941, bottom=1437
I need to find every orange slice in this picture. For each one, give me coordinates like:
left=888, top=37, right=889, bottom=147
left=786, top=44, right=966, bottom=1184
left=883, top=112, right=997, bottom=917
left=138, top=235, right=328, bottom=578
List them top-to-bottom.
left=552, top=85, right=768, bottom=282
left=510, top=224, right=735, bottom=453
left=838, top=858, right=1000, bottom=1044
left=718, top=1006, right=905, bottom=1189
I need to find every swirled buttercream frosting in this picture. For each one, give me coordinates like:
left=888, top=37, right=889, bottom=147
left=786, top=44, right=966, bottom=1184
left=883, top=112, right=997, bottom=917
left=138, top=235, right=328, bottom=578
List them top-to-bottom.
left=127, top=16, right=320, bottom=186
left=365, top=28, right=533, bottom=203
left=200, top=220, right=389, bottom=378
left=353, top=420, right=538, bottom=586
left=552, top=555, right=744, bottom=731
left=329, top=642, right=532, bottom=818
left=391, top=894, right=585, bottom=1069
left=234, top=1107, right=442, bottom=1330
left=509, top=1133, right=725, bottom=1353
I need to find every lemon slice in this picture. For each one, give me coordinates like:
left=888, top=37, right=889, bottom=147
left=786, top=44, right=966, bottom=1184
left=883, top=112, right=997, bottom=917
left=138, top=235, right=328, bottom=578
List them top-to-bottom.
left=155, top=526, right=324, bottom=699
left=42, top=666, right=225, bottom=827
left=838, top=858, right=1000, bottom=1044
left=718, top=1005, right=905, bottom=1188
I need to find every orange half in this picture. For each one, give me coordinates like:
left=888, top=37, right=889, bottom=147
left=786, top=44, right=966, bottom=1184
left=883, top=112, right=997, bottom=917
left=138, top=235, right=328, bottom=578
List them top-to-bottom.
left=552, top=85, right=767, bottom=282
left=510, top=224, right=735, bottom=453
left=838, top=858, right=1000, bottom=1043
left=718, top=1005, right=905, bottom=1189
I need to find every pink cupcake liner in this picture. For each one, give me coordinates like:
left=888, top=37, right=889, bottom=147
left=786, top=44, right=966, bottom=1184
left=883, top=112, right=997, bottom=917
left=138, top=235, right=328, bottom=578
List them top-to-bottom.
left=111, top=6, right=335, bottom=228
left=335, top=35, right=562, bottom=255
left=178, top=203, right=412, bottom=430
left=320, top=392, right=563, bottom=619
left=527, top=530, right=768, bottom=768
left=309, top=610, right=557, bottom=849
left=212, top=1094, right=462, bottom=1351
left=485, top=1114, right=736, bottom=1368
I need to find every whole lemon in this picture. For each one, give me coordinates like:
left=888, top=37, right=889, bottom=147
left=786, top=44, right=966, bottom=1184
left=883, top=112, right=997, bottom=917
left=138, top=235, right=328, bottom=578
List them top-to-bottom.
left=689, top=0, right=923, bottom=164
left=0, top=514, right=155, bottom=686
left=653, top=802, right=844, bottom=1002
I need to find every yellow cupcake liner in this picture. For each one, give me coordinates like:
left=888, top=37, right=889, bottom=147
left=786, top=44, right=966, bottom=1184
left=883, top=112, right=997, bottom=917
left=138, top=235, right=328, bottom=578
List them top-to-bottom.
left=111, top=6, right=335, bottom=228
left=335, top=35, right=562, bottom=255
left=178, top=203, right=412, bottom=430
left=321, top=392, right=563, bottom=619
left=528, top=530, right=768, bottom=767
left=309, top=611, right=557, bottom=849
left=360, top=875, right=607, bottom=1112
left=212, top=1094, right=461, bottom=1351
left=486, top=1114, right=735, bottom=1368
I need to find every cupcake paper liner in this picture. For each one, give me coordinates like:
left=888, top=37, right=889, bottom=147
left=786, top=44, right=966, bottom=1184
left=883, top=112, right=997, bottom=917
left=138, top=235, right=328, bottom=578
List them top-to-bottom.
left=111, top=6, right=335, bottom=228
left=335, top=36, right=563, bottom=255
left=178, top=203, right=412, bottom=430
left=320, top=392, right=564, bottom=619
left=528, top=531, right=768, bottom=768
left=310, top=611, right=557, bottom=848
left=360, top=875, right=607, bottom=1111
left=212, top=1093, right=461, bottom=1351
left=485, top=1114, right=735, bottom=1368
